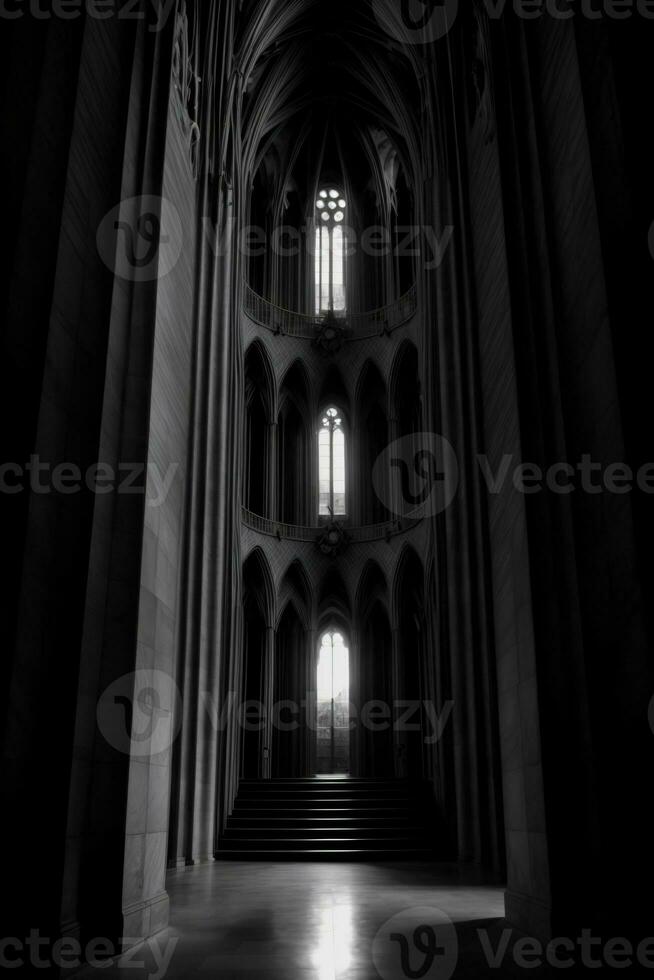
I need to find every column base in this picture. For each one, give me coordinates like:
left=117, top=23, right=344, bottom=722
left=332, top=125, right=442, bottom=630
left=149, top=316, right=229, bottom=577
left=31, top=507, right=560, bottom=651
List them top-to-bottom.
left=504, top=889, right=552, bottom=942
left=122, top=891, right=170, bottom=949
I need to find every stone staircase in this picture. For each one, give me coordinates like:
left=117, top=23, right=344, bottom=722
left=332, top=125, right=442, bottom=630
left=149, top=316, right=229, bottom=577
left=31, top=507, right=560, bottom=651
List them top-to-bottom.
left=217, top=777, right=442, bottom=860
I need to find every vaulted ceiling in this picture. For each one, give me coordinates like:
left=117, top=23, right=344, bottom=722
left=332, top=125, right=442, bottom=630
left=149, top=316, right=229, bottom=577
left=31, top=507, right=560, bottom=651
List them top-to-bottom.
left=234, top=0, right=432, bottom=219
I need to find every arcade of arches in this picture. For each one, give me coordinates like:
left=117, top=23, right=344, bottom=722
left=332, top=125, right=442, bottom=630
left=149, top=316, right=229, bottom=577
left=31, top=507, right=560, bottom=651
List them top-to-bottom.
left=1, top=0, right=653, bottom=965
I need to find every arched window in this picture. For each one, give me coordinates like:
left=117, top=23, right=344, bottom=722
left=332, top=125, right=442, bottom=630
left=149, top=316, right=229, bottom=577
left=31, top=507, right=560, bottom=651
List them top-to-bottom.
left=315, top=188, right=347, bottom=314
left=319, top=407, right=346, bottom=517
left=316, top=630, right=350, bottom=774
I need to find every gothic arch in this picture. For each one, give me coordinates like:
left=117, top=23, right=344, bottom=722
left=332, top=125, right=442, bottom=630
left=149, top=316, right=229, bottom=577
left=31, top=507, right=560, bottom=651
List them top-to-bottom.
left=244, top=339, right=276, bottom=420
left=389, top=339, right=421, bottom=438
left=244, top=340, right=276, bottom=516
left=279, top=358, right=311, bottom=415
left=354, top=358, right=386, bottom=409
left=355, top=360, right=390, bottom=524
left=278, top=361, right=311, bottom=523
left=318, top=365, right=350, bottom=420
left=392, top=543, right=425, bottom=629
left=392, top=543, right=427, bottom=779
left=241, top=547, right=275, bottom=779
left=242, top=547, right=275, bottom=628
left=355, top=558, right=388, bottom=624
left=277, top=559, right=313, bottom=632
left=318, top=566, right=351, bottom=635
left=354, top=596, right=394, bottom=777
left=273, top=600, right=310, bottom=778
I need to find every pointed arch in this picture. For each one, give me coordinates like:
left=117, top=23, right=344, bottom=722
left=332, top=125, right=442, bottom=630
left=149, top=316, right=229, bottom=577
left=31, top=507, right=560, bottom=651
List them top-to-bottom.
left=244, top=338, right=276, bottom=421
left=389, top=339, right=421, bottom=437
left=244, top=340, right=276, bottom=516
left=279, top=358, right=311, bottom=415
left=355, top=358, right=386, bottom=411
left=356, top=359, right=390, bottom=524
left=278, top=360, right=311, bottom=523
left=319, top=365, right=350, bottom=419
left=392, top=542, right=425, bottom=626
left=392, top=542, right=427, bottom=779
left=241, top=546, right=275, bottom=780
left=242, top=547, right=275, bottom=627
left=277, top=559, right=313, bottom=632
left=355, top=559, right=388, bottom=624
left=318, top=566, right=351, bottom=635
left=355, top=587, right=394, bottom=777
left=274, top=599, right=310, bottom=778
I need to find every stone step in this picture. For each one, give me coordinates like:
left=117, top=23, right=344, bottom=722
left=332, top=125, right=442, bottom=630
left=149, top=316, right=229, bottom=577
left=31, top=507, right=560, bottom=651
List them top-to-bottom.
left=218, top=777, right=441, bottom=861
left=223, top=825, right=430, bottom=839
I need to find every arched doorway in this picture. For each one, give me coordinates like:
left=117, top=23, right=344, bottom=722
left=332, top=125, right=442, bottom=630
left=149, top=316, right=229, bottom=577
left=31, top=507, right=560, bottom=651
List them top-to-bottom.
left=315, top=630, right=350, bottom=775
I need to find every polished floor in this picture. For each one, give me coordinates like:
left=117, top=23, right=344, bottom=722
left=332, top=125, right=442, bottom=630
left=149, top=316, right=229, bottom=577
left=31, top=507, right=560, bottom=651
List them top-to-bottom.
left=76, top=859, right=559, bottom=979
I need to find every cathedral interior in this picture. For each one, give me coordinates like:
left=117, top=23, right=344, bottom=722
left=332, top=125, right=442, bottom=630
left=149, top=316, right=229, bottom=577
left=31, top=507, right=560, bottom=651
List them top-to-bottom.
left=1, top=0, right=654, bottom=975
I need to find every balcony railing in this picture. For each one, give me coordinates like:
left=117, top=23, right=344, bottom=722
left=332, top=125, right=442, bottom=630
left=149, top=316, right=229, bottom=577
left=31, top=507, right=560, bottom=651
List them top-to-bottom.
left=242, top=282, right=417, bottom=340
left=243, top=284, right=321, bottom=338
left=347, top=285, right=418, bottom=336
left=241, top=507, right=421, bottom=542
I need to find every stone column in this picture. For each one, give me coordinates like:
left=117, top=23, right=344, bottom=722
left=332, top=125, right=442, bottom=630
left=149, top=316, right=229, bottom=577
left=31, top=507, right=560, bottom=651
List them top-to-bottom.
left=387, top=416, right=399, bottom=522
left=268, top=421, right=278, bottom=520
left=262, top=625, right=276, bottom=779
left=390, top=627, right=405, bottom=778
left=305, top=628, right=318, bottom=776
left=348, top=628, right=361, bottom=776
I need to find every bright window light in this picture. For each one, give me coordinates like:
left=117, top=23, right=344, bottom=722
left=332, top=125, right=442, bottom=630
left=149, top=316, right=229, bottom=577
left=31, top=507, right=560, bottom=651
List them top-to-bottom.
left=314, top=187, right=347, bottom=313
left=319, top=407, right=345, bottom=516
left=316, top=631, right=350, bottom=774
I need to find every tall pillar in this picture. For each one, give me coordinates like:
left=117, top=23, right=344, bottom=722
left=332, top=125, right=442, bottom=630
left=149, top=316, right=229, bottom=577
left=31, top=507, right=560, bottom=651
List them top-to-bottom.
left=387, top=415, right=399, bottom=522
left=268, top=421, right=278, bottom=520
left=262, top=625, right=275, bottom=779
left=390, top=627, right=405, bottom=778
left=305, top=628, right=318, bottom=776
left=348, top=628, right=361, bottom=776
